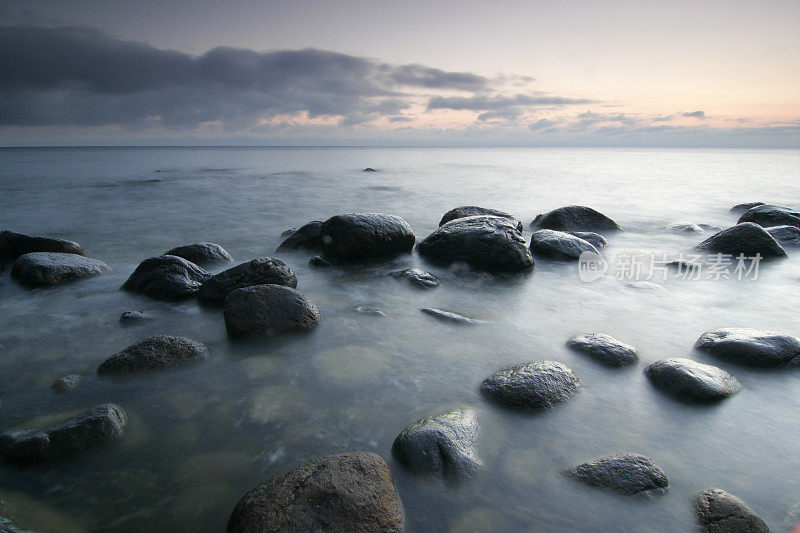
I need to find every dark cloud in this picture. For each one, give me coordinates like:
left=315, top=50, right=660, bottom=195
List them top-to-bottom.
left=428, top=94, right=592, bottom=111
left=476, top=109, right=523, bottom=122
left=682, top=110, right=706, bottom=118
left=388, top=116, right=414, bottom=123
left=528, top=118, right=558, bottom=130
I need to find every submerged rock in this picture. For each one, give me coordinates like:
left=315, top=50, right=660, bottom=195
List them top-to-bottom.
left=363, top=167, right=377, bottom=172
left=730, top=202, right=765, bottom=213
left=738, top=204, right=800, bottom=229
left=439, top=206, right=523, bottom=232
left=530, top=206, right=622, bottom=232
left=320, top=213, right=415, bottom=262
left=276, top=221, right=324, bottom=252
left=667, top=223, right=704, bottom=234
left=696, top=223, right=787, bottom=258
left=766, top=225, right=800, bottom=247
left=530, top=229, right=599, bottom=260
left=0, top=231, right=85, bottom=262
left=568, top=231, right=608, bottom=249
left=165, top=242, right=233, bottom=266
left=11, top=252, right=109, bottom=286
left=122, top=255, right=211, bottom=300
left=308, top=255, right=332, bottom=268
left=197, top=257, right=297, bottom=304
left=388, top=268, right=439, bottom=288
left=224, top=284, right=320, bottom=338
left=353, top=305, right=388, bottom=318
left=421, top=308, right=481, bottom=325
left=119, top=310, right=153, bottom=325
left=695, top=328, right=800, bottom=367
left=567, top=333, right=639, bottom=367
left=97, top=335, right=209, bottom=375
left=645, top=358, right=742, bottom=402
left=481, top=361, right=581, bottom=409
left=51, top=374, right=81, bottom=393
left=0, top=404, right=127, bottom=462
left=227, top=451, right=404, bottom=533
left=564, top=453, right=668, bottom=495
left=695, top=488, right=769, bottom=533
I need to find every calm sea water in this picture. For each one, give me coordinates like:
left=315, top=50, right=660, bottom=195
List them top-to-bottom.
left=0, top=147, right=798, bottom=532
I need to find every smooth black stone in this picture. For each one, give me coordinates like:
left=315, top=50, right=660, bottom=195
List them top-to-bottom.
left=730, top=202, right=765, bottom=213
left=737, top=204, right=800, bottom=229
left=530, top=205, right=621, bottom=232
left=439, top=206, right=523, bottom=232
left=320, top=213, right=415, bottom=262
left=276, top=221, right=324, bottom=252
left=696, top=223, right=787, bottom=258
left=766, top=225, right=800, bottom=247
left=530, top=229, right=599, bottom=260
left=0, top=230, right=85, bottom=262
left=568, top=231, right=608, bottom=249
left=165, top=242, right=233, bottom=266
left=11, top=252, right=110, bottom=286
left=122, top=255, right=211, bottom=300
left=197, top=257, right=297, bottom=304
left=388, top=268, right=439, bottom=288
left=224, top=284, right=320, bottom=338
left=420, top=308, right=481, bottom=325
left=695, top=328, right=800, bottom=367
left=567, top=333, right=638, bottom=367
left=97, top=335, right=209, bottom=375
left=645, top=358, right=742, bottom=402
left=481, top=361, right=580, bottom=409
left=564, top=453, right=668, bottom=495
left=695, top=488, right=769, bottom=533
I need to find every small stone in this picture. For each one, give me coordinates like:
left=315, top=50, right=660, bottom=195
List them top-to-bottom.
left=165, top=242, right=233, bottom=266
left=309, top=255, right=332, bottom=268
left=388, top=268, right=439, bottom=288
left=421, top=308, right=481, bottom=325
left=119, top=310, right=153, bottom=325
left=695, top=327, right=800, bottom=367
left=567, top=333, right=638, bottom=367
left=645, top=358, right=742, bottom=402
left=481, top=361, right=580, bottom=409
left=51, top=375, right=81, bottom=393
left=564, top=453, right=668, bottom=495
left=695, top=488, right=769, bottom=533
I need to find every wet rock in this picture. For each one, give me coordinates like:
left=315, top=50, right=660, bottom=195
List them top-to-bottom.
left=363, top=167, right=377, bottom=172
left=730, top=202, right=765, bottom=213
left=738, top=204, right=800, bottom=229
left=439, top=206, right=523, bottom=232
left=530, top=206, right=622, bottom=232
left=320, top=213, right=415, bottom=262
left=418, top=216, right=534, bottom=273
left=276, top=221, right=323, bottom=252
left=667, top=223, right=705, bottom=234
left=696, top=223, right=787, bottom=258
left=699, top=224, right=723, bottom=233
left=766, top=225, right=800, bottom=247
left=280, top=227, right=297, bottom=238
left=530, top=229, right=599, bottom=260
left=0, top=231, right=85, bottom=262
left=568, top=231, right=608, bottom=249
left=165, top=242, right=233, bottom=266
left=11, top=252, right=109, bottom=287
left=122, top=255, right=211, bottom=300
left=309, top=255, right=332, bottom=268
left=197, top=258, right=297, bottom=304
left=388, top=268, right=439, bottom=288
left=224, top=284, right=320, bottom=338
left=353, top=306, right=388, bottom=318
left=421, top=308, right=481, bottom=325
left=119, top=310, right=153, bottom=325
left=695, top=328, right=800, bottom=367
left=567, top=333, right=638, bottom=367
left=97, top=335, right=209, bottom=375
left=645, top=358, right=742, bottom=402
left=481, top=361, right=581, bottom=409
left=51, top=375, right=81, bottom=393
left=0, top=404, right=127, bottom=462
left=392, top=408, right=481, bottom=481
left=227, top=451, right=404, bottom=533
left=564, top=453, right=668, bottom=495
left=695, top=488, right=769, bottom=533
left=0, top=514, right=29, bottom=533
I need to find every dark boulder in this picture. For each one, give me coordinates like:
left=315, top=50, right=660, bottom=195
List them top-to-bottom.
left=730, top=202, right=765, bottom=213
left=738, top=204, right=800, bottom=229
left=439, top=206, right=523, bottom=232
left=530, top=206, right=621, bottom=232
left=320, top=213, right=415, bottom=262
left=418, top=216, right=534, bottom=273
left=276, top=221, right=324, bottom=252
left=696, top=223, right=787, bottom=258
left=766, top=225, right=800, bottom=247
left=0, top=230, right=85, bottom=262
left=530, top=230, right=599, bottom=260
left=568, top=231, right=608, bottom=249
left=165, top=242, right=233, bottom=266
left=11, top=252, right=110, bottom=287
left=122, top=255, right=211, bottom=300
left=198, top=258, right=297, bottom=304
left=388, top=268, right=439, bottom=288
left=224, top=284, right=320, bottom=338
left=420, top=308, right=481, bottom=325
left=695, top=328, right=800, bottom=367
left=567, top=333, right=638, bottom=367
left=97, top=335, right=209, bottom=375
left=645, top=358, right=742, bottom=402
left=481, top=361, right=580, bottom=409
left=52, top=374, right=81, bottom=393
left=227, top=451, right=404, bottom=533
left=564, top=453, right=668, bottom=495
left=695, top=488, right=769, bottom=533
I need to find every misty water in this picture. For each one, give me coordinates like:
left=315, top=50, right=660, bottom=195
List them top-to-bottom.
left=0, top=146, right=798, bottom=532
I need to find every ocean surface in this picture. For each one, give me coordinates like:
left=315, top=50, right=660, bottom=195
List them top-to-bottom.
left=0, top=146, right=798, bottom=532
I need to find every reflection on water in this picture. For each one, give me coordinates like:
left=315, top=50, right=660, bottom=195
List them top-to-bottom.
left=0, top=147, right=798, bottom=532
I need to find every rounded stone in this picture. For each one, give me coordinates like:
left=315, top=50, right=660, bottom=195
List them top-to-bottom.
left=737, top=204, right=800, bottom=229
left=530, top=205, right=621, bottom=232
left=439, top=206, right=523, bottom=232
left=320, top=213, right=415, bottom=262
left=276, top=221, right=324, bottom=252
left=697, top=223, right=787, bottom=258
left=766, top=225, right=800, bottom=247
left=530, top=229, right=599, bottom=260
left=0, top=230, right=85, bottom=262
left=165, top=242, right=233, bottom=266
left=11, top=252, right=109, bottom=286
left=122, top=255, right=211, bottom=300
left=197, top=258, right=297, bottom=304
left=388, top=268, right=439, bottom=288
left=223, top=284, right=320, bottom=338
left=694, top=328, right=800, bottom=367
left=567, top=333, right=639, bottom=367
left=97, top=335, right=209, bottom=375
left=645, top=358, right=742, bottom=401
left=481, top=361, right=581, bottom=409
left=564, top=453, right=668, bottom=495
left=695, top=488, right=769, bottom=533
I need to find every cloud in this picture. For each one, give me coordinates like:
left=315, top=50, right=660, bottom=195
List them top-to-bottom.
left=427, top=94, right=592, bottom=111
left=682, top=110, right=706, bottom=119
left=388, top=116, right=414, bottom=123
left=528, top=118, right=558, bottom=130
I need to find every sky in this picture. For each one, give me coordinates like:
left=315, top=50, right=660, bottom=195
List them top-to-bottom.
left=0, top=0, right=798, bottom=147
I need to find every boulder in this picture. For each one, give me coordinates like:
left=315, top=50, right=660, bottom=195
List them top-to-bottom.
left=730, top=202, right=765, bottom=213
left=738, top=204, right=800, bottom=229
left=439, top=206, right=523, bottom=232
left=530, top=206, right=621, bottom=232
left=320, top=213, right=415, bottom=262
left=418, top=216, right=534, bottom=273
left=276, top=221, right=324, bottom=252
left=667, top=223, right=704, bottom=234
left=696, top=223, right=787, bottom=258
left=766, top=225, right=800, bottom=247
left=0, top=230, right=85, bottom=262
left=530, top=230, right=599, bottom=260
left=568, top=231, right=608, bottom=249
left=165, top=242, right=233, bottom=266
left=11, top=252, right=109, bottom=286
left=122, top=255, right=210, bottom=300
left=198, top=258, right=297, bottom=304
left=388, top=268, right=439, bottom=288
left=224, top=284, right=320, bottom=338
left=420, top=308, right=481, bottom=325
left=694, top=328, right=800, bottom=367
left=566, top=333, right=638, bottom=367
left=97, top=335, right=209, bottom=375
left=645, top=358, right=742, bottom=402
left=481, top=361, right=580, bottom=409
left=52, top=374, right=81, bottom=393
left=0, top=404, right=127, bottom=462
left=392, top=408, right=481, bottom=481
left=227, top=451, right=404, bottom=533
left=564, top=453, right=668, bottom=495
left=695, top=488, right=769, bottom=533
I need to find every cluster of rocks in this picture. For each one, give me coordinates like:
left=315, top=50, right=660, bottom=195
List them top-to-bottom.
left=697, top=203, right=799, bottom=258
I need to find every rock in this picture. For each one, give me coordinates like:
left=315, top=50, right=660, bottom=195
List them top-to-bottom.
left=363, top=167, right=377, bottom=172
left=730, top=202, right=765, bottom=213
left=738, top=204, right=800, bottom=229
left=439, top=206, right=523, bottom=232
left=530, top=206, right=621, bottom=232
left=320, top=213, right=415, bottom=262
left=418, top=216, right=534, bottom=273
left=276, top=221, right=324, bottom=252
left=667, top=223, right=705, bottom=234
left=697, top=223, right=787, bottom=258
left=699, top=224, right=723, bottom=232
left=766, top=225, right=800, bottom=247
left=280, top=227, right=297, bottom=238
left=530, top=230, right=599, bottom=260
left=0, top=231, right=85, bottom=262
left=568, top=231, right=608, bottom=249
left=165, top=242, right=233, bottom=266
left=10, top=252, right=109, bottom=287
left=122, top=255, right=211, bottom=300
left=308, top=255, right=332, bottom=268
left=197, top=258, right=297, bottom=304
left=388, top=268, right=439, bottom=288
left=223, top=284, right=320, bottom=338
left=353, top=306, right=388, bottom=318
left=421, top=308, right=481, bottom=325
left=119, top=310, right=153, bottom=325
left=695, top=328, right=800, bottom=367
left=566, top=333, right=638, bottom=367
left=97, top=335, right=209, bottom=375
left=645, top=358, right=742, bottom=402
left=481, top=361, right=581, bottom=409
left=51, top=374, right=81, bottom=393
left=0, top=404, right=127, bottom=462
left=392, top=408, right=480, bottom=482
left=227, top=451, right=404, bottom=533
left=564, top=453, right=668, bottom=495
left=695, top=488, right=769, bottom=533
left=0, top=514, right=30, bottom=533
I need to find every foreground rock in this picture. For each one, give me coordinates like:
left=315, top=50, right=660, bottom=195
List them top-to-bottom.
left=730, top=202, right=765, bottom=213
left=738, top=204, right=800, bottom=229
left=439, top=206, right=523, bottom=232
left=531, top=206, right=622, bottom=232
left=320, top=213, right=415, bottom=262
left=418, top=216, right=534, bottom=273
left=276, top=221, right=324, bottom=252
left=667, top=223, right=704, bottom=234
left=696, top=223, right=787, bottom=258
left=766, top=225, right=800, bottom=247
left=0, top=230, right=85, bottom=262
left=530, top=230, right=599, bottom=260
left=568, top=231, right=608, bottom=249
left=165, top=242, right=233, bottom=266
left=11, top=252, right=110, bottom=286
left=122, top=255, right=210, bottom=300
left=198, top=258, right=297, bottom=304
left=388, top=268, right=439, bottom=288
left=224, top=284, right=320, bottom=338
left=420, top=308, right=481, bottom=325
left=119, top=310, right=153, bottom=325
left=695, top=328, right=800, bottom=367
left=567, top=333, right=638, bottom=367
left=97, top=335, right=209, bottom=375
left=645, top=358, right=742, bottom=402
left=481, top=361, right=580, bottom=409
left=52, top=374, right=81, bottom=393
left=0, top=404, right=127, bottom=462
left=392, top=408, right=481, bottom=481
left=228, top=451, right=404, bottom=533
left=564, top=453, right=668, bottom=495
left=695, top=488, right=769, bottom=533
